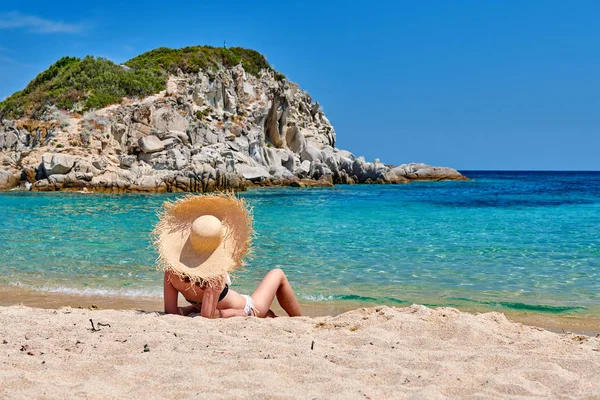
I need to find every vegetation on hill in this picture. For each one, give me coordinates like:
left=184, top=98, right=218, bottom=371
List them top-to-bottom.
left=0, top=45, right=282, bottom=119
left=125, top=46, right=279, bottom=78
left=0, top=56, right=164, bottom=119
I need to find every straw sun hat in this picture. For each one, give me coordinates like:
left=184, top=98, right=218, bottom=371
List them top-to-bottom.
left=153, top=194, right=252, bottom=286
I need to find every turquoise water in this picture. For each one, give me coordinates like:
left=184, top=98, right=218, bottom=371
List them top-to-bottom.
left=1, top=171, right=599, bottom=315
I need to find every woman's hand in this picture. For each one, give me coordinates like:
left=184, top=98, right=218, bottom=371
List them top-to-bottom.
left=200, top=282, right=222, bottom=318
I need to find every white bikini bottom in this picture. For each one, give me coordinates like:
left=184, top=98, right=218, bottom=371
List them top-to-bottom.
left=241, top=295, right=258, bottom=316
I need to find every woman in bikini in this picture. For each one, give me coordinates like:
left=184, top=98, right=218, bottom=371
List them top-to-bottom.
left=155, top=194, right=302, bottom=318
left=163, top=269, right=302, bottom=318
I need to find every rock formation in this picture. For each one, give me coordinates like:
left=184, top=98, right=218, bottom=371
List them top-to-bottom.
left=0, top=59, right=466, bottom=192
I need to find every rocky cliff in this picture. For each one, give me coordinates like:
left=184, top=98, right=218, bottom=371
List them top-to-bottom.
left=0, top=47, right=466, bottom=192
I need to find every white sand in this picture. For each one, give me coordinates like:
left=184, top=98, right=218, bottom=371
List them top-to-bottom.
left=1, top=304, right=599, bottom=399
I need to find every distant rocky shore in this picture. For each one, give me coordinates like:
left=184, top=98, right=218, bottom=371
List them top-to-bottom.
left=0, top=63, right=466, bottom=192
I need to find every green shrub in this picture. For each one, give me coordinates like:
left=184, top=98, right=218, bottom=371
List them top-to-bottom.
left=124, top=46, right=274, bottom=77
left=0, top=56, right=166, bottom=119
left=274, top=71, right=286, bottom=81
left=194, top=107, right=212, bottom=120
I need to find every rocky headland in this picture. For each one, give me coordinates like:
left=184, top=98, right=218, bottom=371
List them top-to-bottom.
left=0, top=46, right=466, bottom=192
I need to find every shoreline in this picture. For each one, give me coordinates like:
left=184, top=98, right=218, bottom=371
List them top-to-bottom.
left=2, top=284, right=598, bottom=336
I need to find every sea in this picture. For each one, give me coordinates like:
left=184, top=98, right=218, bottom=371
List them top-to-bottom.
left=1, top=171, right=599, bottom=317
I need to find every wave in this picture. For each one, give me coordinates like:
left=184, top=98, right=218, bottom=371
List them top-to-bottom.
left=9, top=281, right=162, bottom=298
left=298, top=293, right=409, bottom=304
left=445, top=297, right=586, bottom=313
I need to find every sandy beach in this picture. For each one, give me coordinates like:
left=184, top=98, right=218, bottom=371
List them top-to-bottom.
left=1, top=304, right=599, bottom=399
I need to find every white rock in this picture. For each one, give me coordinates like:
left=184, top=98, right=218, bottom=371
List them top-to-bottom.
left=243, top=82, right=255, bottom=97
left=152, top=107, right=189, bottom=132
left=286, top=125, right=306, bottom=154
left=168, top=130, right=189, bottom=145
left=139, top=136, right=165, bottom=154
left=301, top=144, right=322, bottom=162
left=335, top=149, right=355, bottom=160
left=41, top=153, right=77, bottom=176
left=119, top=155, right=137, bottom=168
left=298, top=160, right=311, bottom=175
left=235, top=164, right=269, bottom=180
left=270, top=165, right=293, bottom=179
left=0, top=169, right=19, bottom=189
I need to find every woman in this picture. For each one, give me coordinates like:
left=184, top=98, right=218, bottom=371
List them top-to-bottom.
left=155, top=194, right=302, bottom=318
left=163, top=268, right=302, bottom=318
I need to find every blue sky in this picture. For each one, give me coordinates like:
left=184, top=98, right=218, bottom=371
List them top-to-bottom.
left=1, top=1, right=599, bottom=170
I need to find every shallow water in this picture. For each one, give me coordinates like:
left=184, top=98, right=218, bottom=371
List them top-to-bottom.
left=1, top=171, right=599, bottom=316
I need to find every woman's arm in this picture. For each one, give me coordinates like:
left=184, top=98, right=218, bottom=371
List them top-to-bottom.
left=163, top=272, right=181, bottom=315
left=200, top=284, right=221, bottom=318
left=218, top=308, right=250, bottom=318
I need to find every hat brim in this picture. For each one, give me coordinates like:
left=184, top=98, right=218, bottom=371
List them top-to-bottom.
left=153, top=194, right=252, bottom=286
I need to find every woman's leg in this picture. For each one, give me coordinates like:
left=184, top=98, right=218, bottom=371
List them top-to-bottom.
left=251, top=269, right=302, bottom=317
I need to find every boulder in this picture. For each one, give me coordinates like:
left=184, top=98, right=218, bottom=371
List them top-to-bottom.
left=243, top=81, right=255, bottom=97
left=224, top=89, right=237, bottom=113
left=152, top=106, right=189, bottom=133
left=111, top=123, right=128, bottom=145
left=286, top=124, right=306, bottom=154
left=189, top=126, right=218, bottom=145
left=168, top=130, right=189, bottom=145
left=3, top=132, right=19, bottom=150
left=139, top=135, right=165, bottom=153
left=160, top=138, right=176, bottom=148
left=226, top=141, right=241, bottom=152
left=248, top=142, right=266, bottom=165
left=301, top=144, right=322, bottom=163
left=192, top=146, right=223, bottom=165
left=168, top=148, right=188, bottom=170
left=222, top=149, right=258, bottom=168
left=336, top=149, right=355, bottom=160
left=139, top=151, right=169, bottom=169
left=2, top=152, right=19, bottom=167
left=41, top=153, right=77, bottom=177
left=323, top=154, right=340, bottom=175
left=119, top=155, right=137, bottom=168
left=338, top=156, right=354, bottom=175
left=352, top=157, right=368, bottom=180
left=92, top=158, right=108, bottom=170
left=72, top=160, right=101, bottom=175
left=297, top=160, right=311, bottom=176
left=400, top=163, right=429, bottom=173
left=194, top=164, right=217, bottom=180
left=235, top=164, right=269, bottom=181
left=270, top=165, right=294, bottom=179
left=405, top=165, right=466, bottom=181
left=21, top=166, right=37, bottom=183
left=392, top=166, right=408, bottom=177
left=0, top=169, right=19, bottom=189
left=75, top=172, right=94, bottom=182
left=48, top=174, right=68, bottom=185
left=132, top=175, right=165, bottom=191
left=33, top=179, right=54, bottom=191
